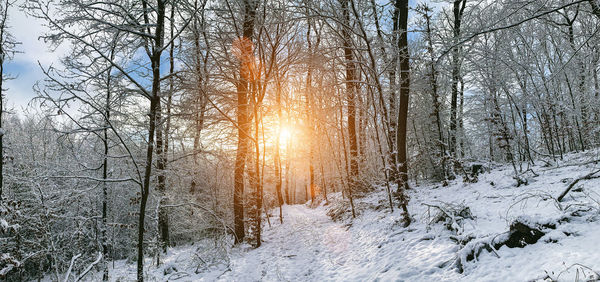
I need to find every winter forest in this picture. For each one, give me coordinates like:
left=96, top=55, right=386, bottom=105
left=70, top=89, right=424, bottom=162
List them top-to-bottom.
left=2, top=0, right=600, bottom=280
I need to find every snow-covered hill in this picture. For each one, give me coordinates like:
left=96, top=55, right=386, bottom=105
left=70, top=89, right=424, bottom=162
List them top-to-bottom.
left=106, top=151, right=600, bottom=281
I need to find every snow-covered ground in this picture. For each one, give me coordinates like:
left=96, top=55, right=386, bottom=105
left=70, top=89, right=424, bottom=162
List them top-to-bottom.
left=103, top=150, right=600, bottom=281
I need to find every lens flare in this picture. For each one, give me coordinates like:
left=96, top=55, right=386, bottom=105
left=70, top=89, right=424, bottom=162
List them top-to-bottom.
left=279, top=127, right=292, bottom=145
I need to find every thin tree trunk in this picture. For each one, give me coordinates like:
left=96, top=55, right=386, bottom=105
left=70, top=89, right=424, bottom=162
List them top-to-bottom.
left=0, top=0, right=7, bottom=203
left=191, top=0, right=209, bottom=193
left=341, top=0, right=359, bottom=183
left=369, top=0, right=398, bottom=183
left=388, top=0, right=400, bottom=182
left=449, top=0, right=466, bottom=157
left=137, top=1, right=166, bottom=280
left=155, top=2, right=177, bottom=257
left=420, top=5, right=446, bottom=181
left=306, top=15, right=316, bottom=203
left=101, top=41, right=118, bottom=281
left=594, top=56, right=600, bottom=142
left=564, top=73, right=585, bottom=152
left=459, top=77, right=465, bottom=157
left=274, top=80, right=283, bottom=223
left=252, top=84, right=262, bottom=247
left=368, top=84, right=394, bottom=211
left=338, top=94, right=355, bottom=218
left=317, top=138, right=328, bottom=203
left=285, top=139, right=291, bottom=204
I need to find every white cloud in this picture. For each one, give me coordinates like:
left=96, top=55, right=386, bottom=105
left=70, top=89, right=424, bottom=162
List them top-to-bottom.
left=3, top=0, right=68, bottom=113
left=9, top=1, right=68, bottom=66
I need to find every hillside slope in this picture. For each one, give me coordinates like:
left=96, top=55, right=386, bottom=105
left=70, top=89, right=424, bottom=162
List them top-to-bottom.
left=108, top=151, right=600, bottom=281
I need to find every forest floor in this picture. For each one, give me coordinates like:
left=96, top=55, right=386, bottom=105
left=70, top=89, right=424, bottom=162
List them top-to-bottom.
left=104, top=150, right=600, bottom=281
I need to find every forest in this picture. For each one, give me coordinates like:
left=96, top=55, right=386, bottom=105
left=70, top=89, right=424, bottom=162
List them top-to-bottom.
left=2, top=0, right=600, bottom=281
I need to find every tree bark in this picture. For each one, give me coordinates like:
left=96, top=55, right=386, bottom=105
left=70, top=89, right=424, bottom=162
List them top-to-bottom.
left=0, top=0, right=7, bottom=203
left=137, top=0, right=166, bottom=280
left=191, top=0, right=209, bottom=193
left=233, top=0, right=257, bottom=244
left=341, top=0, right=359, bottom=184
left=394, top=0, right=411, bottom=225
left=449, top=0, right=466, bottom=157
left=155, top=2, right=177, bottom=256
left=419, top=4, right=446, bottom=181
left=101, top=41, right=118, bottom=281
left=274, top=80, right=283, bottom=223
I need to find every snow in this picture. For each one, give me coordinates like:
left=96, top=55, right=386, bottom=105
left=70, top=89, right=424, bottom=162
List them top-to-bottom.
left=97, top=150, right=600, bottom=281
left=0, top=219, right=8, bottom=231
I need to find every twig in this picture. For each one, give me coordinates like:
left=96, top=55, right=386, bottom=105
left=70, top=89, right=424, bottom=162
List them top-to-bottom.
left=557, top=169, right=600, bottom=202
left=555, top=263, right=600, bottom=281
left=168, top=271, right=191, bottom=280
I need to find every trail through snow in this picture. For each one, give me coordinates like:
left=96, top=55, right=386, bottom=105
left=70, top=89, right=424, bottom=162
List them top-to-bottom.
left=219, top=204, right=459, bottom=282
left=222, top=205, right=353, bottom=281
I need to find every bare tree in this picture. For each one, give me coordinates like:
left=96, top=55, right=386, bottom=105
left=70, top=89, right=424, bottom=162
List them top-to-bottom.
left=0, top=0, right=18, bottom=203
left=233, top=0, right=258, bottom=245
left=394, top=0, right=411, bottom=226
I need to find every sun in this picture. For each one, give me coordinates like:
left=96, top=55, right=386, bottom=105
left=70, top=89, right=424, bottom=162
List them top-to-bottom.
left=279, top=127, right=292, bottom=146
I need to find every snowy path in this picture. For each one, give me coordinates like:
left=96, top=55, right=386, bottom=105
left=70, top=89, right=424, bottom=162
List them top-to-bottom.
left=219, top=204, right=459, bottom=282
left=221, top=205, right=352, bottom=281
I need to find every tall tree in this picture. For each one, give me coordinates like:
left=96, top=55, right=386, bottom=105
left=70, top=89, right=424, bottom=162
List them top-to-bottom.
left=0, top=0, right=17, bottom=203
left=233, top=0, right=258, bottom=244
left=341, top=0, right=359, bottom=184
left=394, top=0, right=411, bottom=226
left=449, top=0, right=467, bottom=158
left=134, top=1, right=167, bottom=280
left=155, top=1, right=179, bottom=257
left=417, top=3, right=447, bottom=181
left=306, top=4, right=316, bottom=203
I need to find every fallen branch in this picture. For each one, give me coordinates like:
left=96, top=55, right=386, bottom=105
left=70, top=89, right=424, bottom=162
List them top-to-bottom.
left=557, top=169, right=600, bottom=202
left=423, top=202, right=473, bottom=234
left=75, top=252, right=102, bottom=282
left=63, top=253, right=82, bottom=282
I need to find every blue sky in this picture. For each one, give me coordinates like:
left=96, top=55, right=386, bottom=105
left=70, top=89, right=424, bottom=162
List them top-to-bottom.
left=4, top=1, right=70, bottom=115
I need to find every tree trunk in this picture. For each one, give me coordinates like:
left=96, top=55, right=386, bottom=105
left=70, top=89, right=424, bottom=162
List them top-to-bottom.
left=0, top=0, right=6, bottom=203
left=191, top=0, right=209, bottom=194
left=233, top=0, right=257, bottom=244
left=341, top=0, right=359, bottom=185
left=394, top=0, right=411, bottom=226
left=449, top=0, right=466, bottom=157
left=137, top=1, right=166, bottom=280
left=156, top=3, right=177, bottom=255
left=420, top=5, right=446, bottom=181
left=306, top=16, right=316, bottom=203
left=101, top=42, right=117, bottom=281
left=251, top=81, right=262, bottom=247
left=274, top=81, right=283, bottom=223
left=337, top=93, right=355, bottom=218
left=285, top=139, right=291, bottom=204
